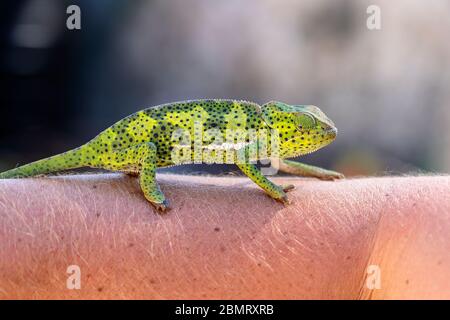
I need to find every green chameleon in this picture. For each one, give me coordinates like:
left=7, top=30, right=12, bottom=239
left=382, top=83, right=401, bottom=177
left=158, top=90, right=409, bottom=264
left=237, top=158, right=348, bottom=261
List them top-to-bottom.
left=0, top=99, right=343, bottom=212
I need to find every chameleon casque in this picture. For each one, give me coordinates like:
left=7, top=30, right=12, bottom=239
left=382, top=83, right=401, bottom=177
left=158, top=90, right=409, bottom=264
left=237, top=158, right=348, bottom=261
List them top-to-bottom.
left=0, top=99, right=344, bottom=212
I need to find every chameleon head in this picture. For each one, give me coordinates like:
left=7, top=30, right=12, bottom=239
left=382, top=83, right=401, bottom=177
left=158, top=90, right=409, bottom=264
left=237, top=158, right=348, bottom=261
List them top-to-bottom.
left=261, top=101, right=338, bottom=158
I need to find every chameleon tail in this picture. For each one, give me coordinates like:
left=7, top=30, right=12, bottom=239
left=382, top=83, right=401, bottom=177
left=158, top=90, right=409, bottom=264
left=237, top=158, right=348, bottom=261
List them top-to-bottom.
left=0, top=147, right=86, bottom=179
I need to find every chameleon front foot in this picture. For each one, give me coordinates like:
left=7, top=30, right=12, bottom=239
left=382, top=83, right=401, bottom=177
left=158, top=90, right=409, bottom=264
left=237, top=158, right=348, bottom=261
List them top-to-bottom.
left=276, top=159, right=345, bottom=181
left=237, top=162, right=294, bottom=207
left=315, top=170, right=345, bottom=181
left=272, top=184, right=295, bottom=205
left=281, top=184, right=295, bottom=192
left=276, top=193, right=291, bottom=205
left=151, top=199, right=170, bottom=213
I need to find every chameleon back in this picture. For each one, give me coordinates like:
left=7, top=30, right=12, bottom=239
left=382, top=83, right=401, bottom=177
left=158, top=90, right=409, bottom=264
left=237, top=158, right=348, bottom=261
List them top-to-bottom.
left=88, top=99, right=265, bottom=168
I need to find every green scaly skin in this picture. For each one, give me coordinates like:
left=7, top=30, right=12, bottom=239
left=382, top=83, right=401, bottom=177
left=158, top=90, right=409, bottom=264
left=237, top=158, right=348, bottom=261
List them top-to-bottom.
left=0, top=99, right=344, bottom=213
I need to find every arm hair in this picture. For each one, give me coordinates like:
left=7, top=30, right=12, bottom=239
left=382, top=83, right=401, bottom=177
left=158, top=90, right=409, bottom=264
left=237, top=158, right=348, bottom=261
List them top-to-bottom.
left=0, top=174, right=449, bottom=299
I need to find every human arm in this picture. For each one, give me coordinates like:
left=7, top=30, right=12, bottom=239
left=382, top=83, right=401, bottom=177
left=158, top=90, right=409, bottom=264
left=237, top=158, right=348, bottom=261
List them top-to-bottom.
left=0, top=174, right=449, bottom=299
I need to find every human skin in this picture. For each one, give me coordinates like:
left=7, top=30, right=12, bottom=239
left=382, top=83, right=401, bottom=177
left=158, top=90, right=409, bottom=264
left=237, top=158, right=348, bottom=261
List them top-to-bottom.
left=0, top=174, right=449, bottom=299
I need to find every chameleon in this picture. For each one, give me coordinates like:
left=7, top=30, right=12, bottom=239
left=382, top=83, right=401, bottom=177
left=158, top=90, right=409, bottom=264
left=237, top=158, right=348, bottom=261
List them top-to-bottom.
left=0, top=99, right=344, bottom=212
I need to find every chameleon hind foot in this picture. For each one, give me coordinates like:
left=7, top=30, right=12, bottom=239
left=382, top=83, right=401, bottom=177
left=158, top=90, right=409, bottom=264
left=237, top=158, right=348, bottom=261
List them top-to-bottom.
left=103, top=142, right=169, bottom=214
left=136, top=144, right=169, bottom=214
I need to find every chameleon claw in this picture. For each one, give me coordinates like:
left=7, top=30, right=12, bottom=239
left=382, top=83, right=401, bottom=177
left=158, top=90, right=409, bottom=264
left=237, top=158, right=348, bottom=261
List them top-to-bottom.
left=318, top=171, right=345, bottom=181
left=336, top=172, right=345, bottom=179
left=282, top=184, right=295, bottom=192
left=277, top=194, right=291, bottom=206
left=152, top=199, right=170, bottom=214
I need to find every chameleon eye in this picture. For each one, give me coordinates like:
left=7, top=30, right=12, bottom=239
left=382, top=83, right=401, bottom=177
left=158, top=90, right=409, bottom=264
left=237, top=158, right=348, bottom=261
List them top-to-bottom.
left=296, top=113, right=316, bottom=130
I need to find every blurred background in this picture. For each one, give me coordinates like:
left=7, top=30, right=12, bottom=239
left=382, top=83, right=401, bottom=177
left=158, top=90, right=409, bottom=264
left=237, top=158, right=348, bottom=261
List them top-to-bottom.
left=1, top=0, right=450, bottom=176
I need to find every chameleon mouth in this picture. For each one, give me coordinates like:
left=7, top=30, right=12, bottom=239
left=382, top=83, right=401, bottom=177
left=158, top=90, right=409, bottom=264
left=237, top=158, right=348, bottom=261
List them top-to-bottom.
left=325, top=127, right=338, bottom=138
